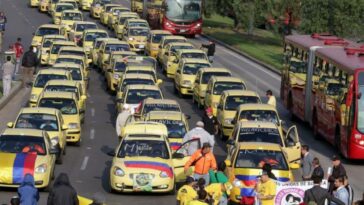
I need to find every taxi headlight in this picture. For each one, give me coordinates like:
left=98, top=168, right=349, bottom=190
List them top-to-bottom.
left=128, top=37, right=134, bottom=41
left=113, top=74, right=120, bottom=79
left=182, top=80, right=192, bottom=86
left=31, top=94, right=38, bottom=100
left=212, top=102, right=219, bottom=108
left=224, top=118, right=233, bottom=125
left=68, top=123, right=79, bottom=129
left=51, top=137, right=59, bottom=147
left=35, top=164, right=47, bottom=173
left=114, top=167, right=125, bottom=176
left=159, top=171, right=168, bottom=178
left=233, top=179, right=242, bottom=188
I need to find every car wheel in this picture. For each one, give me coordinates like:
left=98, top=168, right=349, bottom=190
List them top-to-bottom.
left=56, top=153, right=63, bottom=164
left=169, top=181, right=176, bottom=195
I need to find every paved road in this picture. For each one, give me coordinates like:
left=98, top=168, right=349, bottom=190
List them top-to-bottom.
left=0, top=0, right=363, bottom=204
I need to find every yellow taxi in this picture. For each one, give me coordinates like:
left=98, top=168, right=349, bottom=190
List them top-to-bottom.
left=30, top=0, right=40, bottom=7
left=38, top=0, right=50, bottom=12
left=49, top=0, right=78, bottom=16
left=79, top=0, right=93, bottom=10
left=89, top=0, right=112, bottom=18
left=51, top=3, right=75, bottom=25
left=99, top=4, right=121, bottom=25
left=106, top=7, right=131, bottom=29
left=60, top=10, right=83, bottom=32
left=114, top=12, right=139, bottom=39
left=123, top=18, right=149, bottom=31
left=68, top=21, right=97, bottom=43
left=32, top=24, right=67, bottom=46
left=123, top=26, right=150, bottom=53
left=80, top=29, right=109, bottom=54
left=145, top=30, right=172, bottom=58
left=39, top=35, right=67, bottom=65
left=157, top=36, right=187, bottom=63
left=90, top=37, right=113, bottom=66
left=97, top=39, right=130, bottom=70
left=48, top=41, right=76, bottom=65
left=160, top=42, right=194, bottom=78
left=58, top=46, right=90, bottom=65
left=175, top=49, right=209, bottom=64
left=102, top=50, right=136, bottom=73
left=55, top=55, right=89, bottom=79
left=124, top=55, right=158, bottom=71
left=174, top=59, right=211, bottom=97
left=52, top=63, right=88, bottom=93
left=124, top=65, right=160, bottom=83
left=192, top=67, right=231, bottom=109
left=29, top=69, right=72, bottom=107
left=116, top=73, right=160, bottom=99
left=204, top=76, right=246, bottom=116
left=44, top=80, right=87, bottom=121
left=116, top=84, right=163, bottom=113
left=216, top=90, right=261, bottom=140
left=37, top=92, right=83, bottom=145
left=134, top=98, right=181, bottom=120
left=8, top=107, right=67, bottom=164
left=145, top=111, right=189, bottom=151
left=108, top=121, right=193, bottom=193
left=227, top=121, right=301, bottom=165
left=0, top=128, right=57, bottom=189
left=224, top=142, right=298, bottom=204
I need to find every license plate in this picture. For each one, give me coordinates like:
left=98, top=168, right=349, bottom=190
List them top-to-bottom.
left=180, top=29, right=186, bottom=33
left=139, top=45, right=145, bottom=48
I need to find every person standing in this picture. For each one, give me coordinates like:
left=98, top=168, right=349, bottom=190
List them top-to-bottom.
left=0, top=12, right=7, bottom=32
left=14, top=38, right=24, bottom=74
left=201, top=40, right=215, bottom=63
left=21, top=46, right=38, bottom=88
left=1, top=56, right=15, bottom=96
left=266, top=90, right=276, bottom=108
left=115, top=104, right=131, bottom=137
left=202, top=107, right=218, bottom=136
left=183, top=121, right=215, bottom=155
left=184, top=143, right=217, bottom=186
left=301, top=145, right=314, bottom=180
left=328, top=156, right=347, bottom=193
left=311, top=157, right=324, bottom=181
left=262, top=163, right=277, bottom=180
left=256, top=171, right=276, bottom=205
left=47, top=173, right=79, bottom=205
left=17, top=174, right=39, bottom=205
left=344, top=175, right=354, bottom=205
left=176, top=176, right=198, bottom=205
left=303, top=176, right=344, bottom=205
left=332, top=176, right=349, bottom=205
left=205, top=182, right=233, bottom=205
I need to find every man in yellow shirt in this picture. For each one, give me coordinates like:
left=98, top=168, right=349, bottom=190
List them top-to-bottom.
left=256, top=171, right=277, bottom=205
left=177, top=176, right=198, bottom=205
left=205, top=182, right=233, bottom=205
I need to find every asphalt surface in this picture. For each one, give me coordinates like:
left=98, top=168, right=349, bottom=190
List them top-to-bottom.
left=0, top=0, right=363, bottom=204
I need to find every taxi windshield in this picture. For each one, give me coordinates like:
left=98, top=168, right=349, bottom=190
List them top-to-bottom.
left=164, top=0, right=201, bottom=21
left=56, top=4, right=74, bottom=12
left=105, top=5, right=118, bottom=12
left=112, top=8, right=129, bottom=15
left=62, top=12, right=82, bottom=21
left=119, top=16, right=137, bottom=24
left=128, top=22, right=149, bottom=28
left=76, top=24, right=97, bottom=32
left=36, top=27, right=60, bottom=36
left=129, top=28, right=149, bottom=37
left=85, top=32, right=108, bottom=42
left=152, top=34, right=170, bottom=44
left=43, top=38, right=65, bottom=48
left=163, top=39, right=186, bottom=47
left=51, top=44, right=73, bottom=54
left=105, top=44, right=130, bottom=53
left=170, top=45, right=194, bottom=53
left=59, top=50, right=85, bottom=56
left=181, top=52, right=205, bottom=59
left=127, top=57, right=156, bottom=67
left=56, top=58, right=84, bottom=68
left=114, top=62, right=127, bottom=72
left=183, top=63, right=210, bottom=75
left=126, top=70, right=155, bottom=79
left=201, top=72, right=231, bottom=84
left=34, top=74, right=68, bottom=88
left=122, top=79, right=154, bottom=87
left=213, top=82, right=245, bottom=95
left=45, top=85, right=78, bottom=95
left=126, top=89, right=162, bottom=104
left=225, top=96, right=260, bottom=110
left=39, top=98, right=78, bottom=115
left=143, top=104, right=180, bottom=114
left=239, top=110, right=279, bottom=124
left=15, top=113, right=59, bottom=131
left=152, top=120, right=186, bottom=139
left=238, top=127, right=282, bottom=146
left=0, top=135, right=46, bottom=155
left=118, top=140, right=169, bottom=159
left=235, top=149, right=288, bottom=170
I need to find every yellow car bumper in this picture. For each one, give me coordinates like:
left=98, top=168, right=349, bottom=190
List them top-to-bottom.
left=30, top=0, right=39, bottom=7
left=166, top=64, right=178, bottom=78
left=180, top=86, right=193, bottom=95
left=221, top=124, right=234, bottom=137
left=66, top=129, right=81, bottom=142
left=0, top=172, right=52, bottom=188
left=110, top=174, right=174, bottom=193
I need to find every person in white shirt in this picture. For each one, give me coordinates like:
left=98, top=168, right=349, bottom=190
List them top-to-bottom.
left=266, top=90, right=276, bottom=108
left=115, top=104, right=131, bottom=137
left=182, top=121, right=215, bottom=155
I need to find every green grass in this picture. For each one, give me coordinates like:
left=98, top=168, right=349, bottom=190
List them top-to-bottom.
left=203, top=15, right=284, bottom=70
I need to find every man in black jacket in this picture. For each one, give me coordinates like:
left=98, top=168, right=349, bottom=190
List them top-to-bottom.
left=201, top=40, right=215, bottom=62
left=21, top=46, right=38, bottom=88
left=328, top=155, right=347, bottom=193
left=47, top=173, right=79, bottom=205
left=304, top=176, right=344, bottom=205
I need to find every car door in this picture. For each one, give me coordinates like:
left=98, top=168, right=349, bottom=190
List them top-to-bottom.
left=174, top=63, right=182, bottom=89
left=204, top=81, right=213, bottom=107
left=282, top=125, right=301, bottom=163
left=172, top=139, right=200, bottom=183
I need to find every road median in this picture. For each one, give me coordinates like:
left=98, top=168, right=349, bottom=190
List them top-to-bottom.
left=0, top=81, right=22, bottom=110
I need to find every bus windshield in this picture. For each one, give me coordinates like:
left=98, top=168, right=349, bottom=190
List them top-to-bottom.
left=164, top=0, right=201, bottom=21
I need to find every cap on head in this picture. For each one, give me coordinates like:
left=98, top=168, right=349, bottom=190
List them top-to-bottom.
left=196, top=121, right=204, bottom=127
left=202, top=142, right=211, bottom=149
left=332, top=155, right=340, bottom=161
left=185, top=176, right=195, bottom=184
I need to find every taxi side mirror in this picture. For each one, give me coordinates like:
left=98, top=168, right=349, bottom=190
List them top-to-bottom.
left=176, top=70, right=181, bottom=74
left=156, top=79, right=163, bottom=85
left=81, top=95, right=87, bottom=101
left=217, top=104, right=222, bottom=110
left=79, top=109, right=85, bottom=114
left=185, top=114, right=191, bottom=120
left=7, top=122, right=14, bottom=128
left=62, top=125, right=68, bottom=130
left=226, top=139, right=235, bottom=145
left=107, top=150, right=116, bottom=157
left=172, top=152, right=184, bottom=159
left=224, top=160, right=231, bottom=167
left=289, top=163, right=300, bottom=169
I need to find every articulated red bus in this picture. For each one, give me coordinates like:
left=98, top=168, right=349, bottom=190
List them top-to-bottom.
left=281, top=34, right=364, bottom=159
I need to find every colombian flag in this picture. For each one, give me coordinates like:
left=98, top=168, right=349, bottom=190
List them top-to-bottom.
left=169, top=142, right=181, bottom=150
left=0, top=153, right=37, bottom=184
left=125, top=161, right=173, bottom=178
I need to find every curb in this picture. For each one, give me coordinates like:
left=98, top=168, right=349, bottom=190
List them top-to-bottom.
left=200, top=34, right=281, bottom=75
left=0, top=81, right=23, bottom=110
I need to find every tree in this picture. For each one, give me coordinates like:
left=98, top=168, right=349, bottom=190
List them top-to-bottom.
left=300, top=0, right=330, bottom=34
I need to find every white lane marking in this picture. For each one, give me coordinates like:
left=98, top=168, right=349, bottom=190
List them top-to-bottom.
left=91, top=108, right=95, bottom=117
left=90, top=129, right=95, bottom=140
left=80, top=156, right=89, bottom=170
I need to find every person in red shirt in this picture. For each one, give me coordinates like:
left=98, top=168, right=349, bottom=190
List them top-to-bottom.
left=14, top=38, right=24, bottom=74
